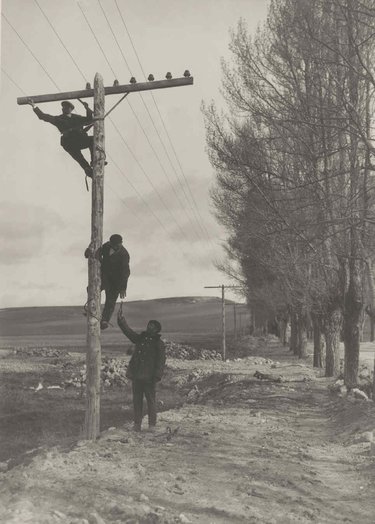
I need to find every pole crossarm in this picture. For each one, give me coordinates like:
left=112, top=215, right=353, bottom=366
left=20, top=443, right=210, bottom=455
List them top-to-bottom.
left=17, top=77, right=194, bottom=105
left=204, top=285, right=242, bottom=289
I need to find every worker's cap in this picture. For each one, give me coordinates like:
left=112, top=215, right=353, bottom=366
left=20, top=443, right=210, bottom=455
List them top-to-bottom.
left=61, top=100, right=74, bottom=110
left=110, top=234, right=123, bottom=244
left=148, top=320, right=162, bottom=333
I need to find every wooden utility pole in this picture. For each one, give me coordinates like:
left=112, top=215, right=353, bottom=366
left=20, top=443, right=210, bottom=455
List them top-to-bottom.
left=18, top=72, right=193, bottom=440
left=85, top=73, right=105, bottom=440
left=204, top=285, right=241, bottom=361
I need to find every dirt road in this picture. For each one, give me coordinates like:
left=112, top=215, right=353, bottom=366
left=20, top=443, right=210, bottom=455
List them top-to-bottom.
left=0, top=338, right=375, bottom=523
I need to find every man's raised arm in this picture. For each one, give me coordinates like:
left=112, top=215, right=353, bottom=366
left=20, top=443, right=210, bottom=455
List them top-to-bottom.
left=27, top=99, right=56, bottom=124
left=117, top=309, right=140, bottom=344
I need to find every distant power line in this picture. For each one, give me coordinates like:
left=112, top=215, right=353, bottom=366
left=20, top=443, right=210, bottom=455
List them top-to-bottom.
left=114, top=0, right=214, bottom=246
left=77, top=1, right=195, bottom=242
left=2, top=12, right=61, bottom=91
left=1, top=67, right=27, bottom=95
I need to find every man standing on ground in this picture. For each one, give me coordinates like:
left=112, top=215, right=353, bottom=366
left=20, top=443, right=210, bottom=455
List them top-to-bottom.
left=27, top=98, right=94, bottom=178
left=85, top=234, right=130, bottom=329
left=118, top=308, right=166, bottom=432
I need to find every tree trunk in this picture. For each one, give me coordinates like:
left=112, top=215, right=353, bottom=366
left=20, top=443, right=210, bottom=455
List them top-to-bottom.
left=343, top=269, right=363, bottom=387
left=323, top=307, right=342, bottom=377
left=290, top=311, right=298, bottom=354
left=312, top=314, right=324, bottom=368
left=296, top=316, right=308, bottom=358
left=279, top=320, right=287, bottom=346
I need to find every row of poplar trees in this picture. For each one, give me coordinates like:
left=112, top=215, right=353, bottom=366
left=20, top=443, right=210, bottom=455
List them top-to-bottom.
left=203, top=0, right=375, bottom=387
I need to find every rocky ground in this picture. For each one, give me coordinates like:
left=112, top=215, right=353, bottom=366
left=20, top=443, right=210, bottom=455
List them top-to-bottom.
left=1, top=337, right=375, bottom=523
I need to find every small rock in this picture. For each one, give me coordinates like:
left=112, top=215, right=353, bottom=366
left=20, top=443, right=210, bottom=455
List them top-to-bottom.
left=339, top=385, right=348, bottom=396
left=352, top=388, right=370, bottom=401
left=108, top=427, right=116, bottom=431
left=362, top=431, right=373, bottom=443
left=0, top=462, right=8, bottom=472
left=135, top=463, right=146, bottom=475
left=176, top=475, right=186, bottom=482
left=138, top=493, right=149, bottom=502
left=52, top=510, right=67, bottom=519
left=88, top=513, right=106, bottom=524
left=179, top=514, right=192, bottom=523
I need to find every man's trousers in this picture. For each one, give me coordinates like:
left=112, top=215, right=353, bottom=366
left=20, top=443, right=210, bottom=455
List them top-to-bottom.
left=61, top=133, right=93, bottom=171
left=101, top=284, right=119, bottom=323
left=131, top=379, right=157, bottom=428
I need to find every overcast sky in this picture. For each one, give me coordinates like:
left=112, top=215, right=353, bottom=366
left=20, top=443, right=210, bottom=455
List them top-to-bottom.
left=0, top=0, right=268, bottom=308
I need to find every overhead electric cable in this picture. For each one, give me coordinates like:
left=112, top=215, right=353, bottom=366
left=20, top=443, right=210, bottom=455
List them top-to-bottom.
left=29, top=0, right=179, bottom=237
left=33, top=0, right=88, bottom=83
left=96, top=0, right=202, bottom=241
left=113, top=0, right=214, bottom=245
left=77, top=2, right=192, bottom=241
left=77, top=2, right=117, bottom=78
left=2, top=12, right=61, bottom=91
left=1, top=67, right=27, bottom=95
left=108, top=116, right=189, bottom=238
left=107, top=152, right=171, bottom=234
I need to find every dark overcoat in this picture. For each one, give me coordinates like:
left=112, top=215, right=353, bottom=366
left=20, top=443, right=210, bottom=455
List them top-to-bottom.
left=118, top=317, right=166, bottom=382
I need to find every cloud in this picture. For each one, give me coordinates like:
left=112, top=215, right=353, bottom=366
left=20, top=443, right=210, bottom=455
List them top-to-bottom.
left=0, top=202, right=64, bottom=265
left=132, top=256, right=162, bottom=277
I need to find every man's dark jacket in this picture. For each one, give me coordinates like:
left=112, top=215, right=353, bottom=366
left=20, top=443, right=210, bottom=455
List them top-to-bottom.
left=33, top=107, right=93, bottom=140
left=34, top=107, right=93, bottom=135
left=100, top=242, right=130, bottom=291
left=118, top=317, right=166, bottom=382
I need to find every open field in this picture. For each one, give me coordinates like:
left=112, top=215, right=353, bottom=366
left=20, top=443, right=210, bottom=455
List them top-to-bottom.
left=0, top=297, right=250, bottom=354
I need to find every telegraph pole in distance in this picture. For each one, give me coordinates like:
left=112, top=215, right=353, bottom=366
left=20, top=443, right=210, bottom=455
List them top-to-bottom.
left=18, top=72, right=194, bottom=440
left=204, top=285, right=241, bottom=361
left=233, top=302, right=237, bottom=344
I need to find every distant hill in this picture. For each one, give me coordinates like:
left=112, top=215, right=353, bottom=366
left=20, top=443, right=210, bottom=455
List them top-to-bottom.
left=0, top=297, right=249, bottom=351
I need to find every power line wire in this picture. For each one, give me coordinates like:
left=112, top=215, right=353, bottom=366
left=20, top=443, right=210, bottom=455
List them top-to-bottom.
left=27, top=0, right=179, bottom=238
left=33, top=0, right=88, bottom=84
left=96, top=0, right=202, bottom=241
left=97, top=0, right=203, bottom=242
left=97, top=0, right=133, bottom=74
left=98, top=0, right=204, bottom=240
left=114, top=0, right=214, bottom=244
left=77, top=1, right=192, bottom=242
left=77, top=2, right=117, bottom=78
left=2, top=12, right=61, bottom=91
left=1, top=52, right=153, bottom=232
left=1, top=67, right=27, bottom=95
left=108, top=116, right=189, bottom=238
left=107, top=152, right=171, bottom=234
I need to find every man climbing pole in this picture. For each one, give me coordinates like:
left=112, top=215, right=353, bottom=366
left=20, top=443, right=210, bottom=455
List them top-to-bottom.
left=27, top=98, right=94, bottom=178
left=85, top=234, right=130, bottom=330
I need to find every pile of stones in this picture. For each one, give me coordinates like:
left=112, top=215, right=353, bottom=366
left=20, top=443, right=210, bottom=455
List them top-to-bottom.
left=163, top=340, right=221, bottom=361
left=14, top=347, right=70, bottom=358
left=66, top=357, right=128, bottom=389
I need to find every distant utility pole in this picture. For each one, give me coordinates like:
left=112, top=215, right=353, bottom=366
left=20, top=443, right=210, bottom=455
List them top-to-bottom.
left=18, top=73, right=193, bottom=440
left=204, top=285, right=241, bottom=361
left=233, top=302, right=237, bottom=344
